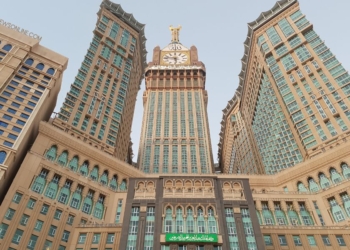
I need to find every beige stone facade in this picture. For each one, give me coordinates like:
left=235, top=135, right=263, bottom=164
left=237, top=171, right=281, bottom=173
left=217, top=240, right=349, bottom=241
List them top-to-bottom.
left=53, top=0, right=147, bottom=162
left=0, top=24, right=68, bottom=203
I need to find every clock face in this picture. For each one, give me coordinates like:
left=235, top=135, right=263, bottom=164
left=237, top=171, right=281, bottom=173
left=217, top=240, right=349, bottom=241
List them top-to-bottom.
left=162, top=52, right=188, bottom=65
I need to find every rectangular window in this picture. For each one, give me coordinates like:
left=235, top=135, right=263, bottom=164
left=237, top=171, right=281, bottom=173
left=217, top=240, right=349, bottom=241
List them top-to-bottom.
left=278, top=18, right=295, bottom=37
left=266, top=26, right=282, bottom=45
left=12, top=192, right=23, bottom=204
left=27, top=198, right=36, bottom=209
left=41, top=204, right=49, bottom=215
left=5, top=208, right=15, bottom=220
left=54, top=209, right=62, bottom=220
left=20, top=214, right=30, bottom=226
left=67, top=214, right=75, bottom=225
left=34, top=220, right=44, bottom=232
left=0, top=223, right=9, bottom=239
left=48, top=225, right=57, bottom=237
left=11, top=229, right=23, bottom=245
left=92, top=233, right=101, bottom=243
left=106, top=233, right=115, bottom=244
left=27, top=234, right=38, bottom=250
left=264, top=235, right=273, bottom=246
left=278, top=235, right=287, bottom=246
left=293, top=235, right=302, bottom=246
left=307, top=235, right=316, bottom=246
left=336, top=235, right=346, bottom=246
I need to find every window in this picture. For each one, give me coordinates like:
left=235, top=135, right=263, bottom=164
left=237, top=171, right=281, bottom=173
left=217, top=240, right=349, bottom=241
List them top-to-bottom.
left=3, top=44, right=12, bottom=51
left=25, top=58, right=34, bottom=66
left=36, top=63, right=44, bottom=70
left=3, top=114, right=12, bottom=121
left=0, top=121, right=8, bottom=128
left=12, top=126, right=22, bottom=133
left=3, top=141, right=13, bottom=147
left=12, top=192, right=23, bottom=204
left=27, top=198, right=36, bottom=209
left=41, top=204, right=49, bottom=215
left=5, top=208, right=15, bottom=220
left=54, top=209, right=62, bottom=220
left=20, top=214, right=30, bottom=226
left=67, top=214, right=75, bottom=225
left=34, top=220, right=44, bottom=232
left=0, top=223, right=9, bottom=239
left=48, top=225, right=57, bottom=237
left=11, top=229, right=23, bottom=245
left=62, top=230, right=70, bottom=242
left=78, top=233, right=87, bottom=244
left=92, top=233, right=101, bottom=243
left=107, top=233, right=115, bottom=243
left=27, top=234, right=38, bottom=250
left=264, top=235, right=273, bottom=246
left=278, top=235, right=287, bottom=246
left=293, top=235, right=302, bottom=246
left=307, top=235, right=316, bottom=246
left=322, top=235, right=331, bottom=246
left=336, top=235, right=346, bottom=246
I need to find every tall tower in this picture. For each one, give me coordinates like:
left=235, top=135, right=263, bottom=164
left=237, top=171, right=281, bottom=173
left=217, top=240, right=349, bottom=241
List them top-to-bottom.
left=53, top=0, right=147, bottom=162
left=219, top=0, right=350, bottom=175
left=0, top=25, right=68, bottom=202
left=138, top=26, right=214, bottom=174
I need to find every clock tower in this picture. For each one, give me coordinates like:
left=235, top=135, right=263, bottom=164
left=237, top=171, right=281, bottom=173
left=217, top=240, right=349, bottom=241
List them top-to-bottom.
left=137, top=26, right=214, bottom=174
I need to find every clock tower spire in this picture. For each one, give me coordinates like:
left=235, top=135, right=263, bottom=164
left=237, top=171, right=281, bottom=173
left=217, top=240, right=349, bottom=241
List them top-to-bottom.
left=169, top=25, right=182, bottom=43
left=137, top=29, right=214, bottom=174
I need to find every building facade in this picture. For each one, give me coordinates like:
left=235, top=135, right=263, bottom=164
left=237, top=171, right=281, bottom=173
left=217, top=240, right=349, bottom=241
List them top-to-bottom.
left=53, top=0, right=147, bottom=161
left=219, top=0, right=350, bottom=175
left=0, top=24, right=68, bottom=202
left=137, top=28, right=214, bottom=174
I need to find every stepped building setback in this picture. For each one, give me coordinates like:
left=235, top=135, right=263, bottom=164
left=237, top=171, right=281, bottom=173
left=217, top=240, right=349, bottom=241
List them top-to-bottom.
left=1, top=0, right=350, bottom=250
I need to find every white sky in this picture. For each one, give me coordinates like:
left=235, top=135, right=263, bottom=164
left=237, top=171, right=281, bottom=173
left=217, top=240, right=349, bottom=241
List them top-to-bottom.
left=2, top=0, right=350, bottom=163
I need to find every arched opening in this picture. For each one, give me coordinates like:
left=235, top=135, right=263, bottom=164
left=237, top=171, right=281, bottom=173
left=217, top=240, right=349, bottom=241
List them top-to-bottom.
left=2, top=44, right=12, bottom=51
left=25, top=58, right=34, bottom=66
left=35, top=63, right=45, bottom=70
left=46, top=68, right=55, bottom=75
left=0, top=151, right=7, bottom=164
left=90, top=165, right=99, bottom=181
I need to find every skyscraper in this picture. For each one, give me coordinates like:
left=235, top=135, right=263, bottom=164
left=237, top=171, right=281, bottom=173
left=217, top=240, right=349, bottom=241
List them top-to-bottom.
left=53, top=0, right=147, bottom=161
left=219, top=0, right=350, bottom=175
left=0, top=24, right=68, bottom=202
left=137, top=26, right=214, bottom=174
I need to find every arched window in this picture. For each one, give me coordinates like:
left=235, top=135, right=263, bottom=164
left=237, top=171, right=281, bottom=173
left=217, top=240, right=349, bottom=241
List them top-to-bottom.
left=2, top=44, right=12, bottom=52
left=25, top=58, right=34, bottom=66
left=35, top=63, right=44, bottom=70
left=46, top=68, right=55, bottom=75
left=45, top=145, right=57, bottom=161
left=0, top=151, right=7, bottom=164
left=57, top=151, right=68, bottom=166
left=68, top=156, right=79, bottom=171
left=79, top=161, right=89, bottom=176
left=341, top=163, right=350, bottom=179
left=90, top=166, right=99, bottom=181
left=330, top=168, right=342, bottom=184
left=31, top=169, right=48, bottom=194
left=100, top=171, right=108, bottom=186
left=319, top=173, right=331, bottom=189
left=44, top=175, right=60, bottom=199
left=109, top=175, right=118, bottom=190
left=308, top=178, right=320, bottom=192
left=119, top=179, right=127, bottom=191
left=57, top=181, right=71, bottom=205
left=297, top=182, right=308, bottom=192
left=70, top=186, right=82, bottom=209
left=82, top=191, right=93, bottom=214
left=341, top=193, right=350, bottom=217
left=93, top=196, right=104, bottom=219
left=328, top=198, right=345, bottom=223
left=261, top=202, right=275, bottom=225
left=274, top=203, right=287, bottom=225
left=299, top=203, right=314, bottom=225
left=164, top=207, right=173, bottom=233
left=175, top=207, right=183, bottom=233
left=197, top=207, right=205, bottom=233
left=186, top=208, right=195, bottom=233
left=208, top=208, right=217, bottom=233
left=287, top=208, right=300, bottom=226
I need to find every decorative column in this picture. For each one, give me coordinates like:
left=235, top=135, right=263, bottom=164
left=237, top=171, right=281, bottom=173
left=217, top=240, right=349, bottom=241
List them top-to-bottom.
left=268, top=200, right=277, bottom=225
left=281, top=201, right=290, bottom=225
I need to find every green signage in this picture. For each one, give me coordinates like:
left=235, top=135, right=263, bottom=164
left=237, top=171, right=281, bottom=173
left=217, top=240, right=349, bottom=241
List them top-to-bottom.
left=165, top=233, right=218, bottom=243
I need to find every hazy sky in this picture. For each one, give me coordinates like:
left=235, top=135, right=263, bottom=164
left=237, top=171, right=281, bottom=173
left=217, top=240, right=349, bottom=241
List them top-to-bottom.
left=2, top=0, right=350, bottom=162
